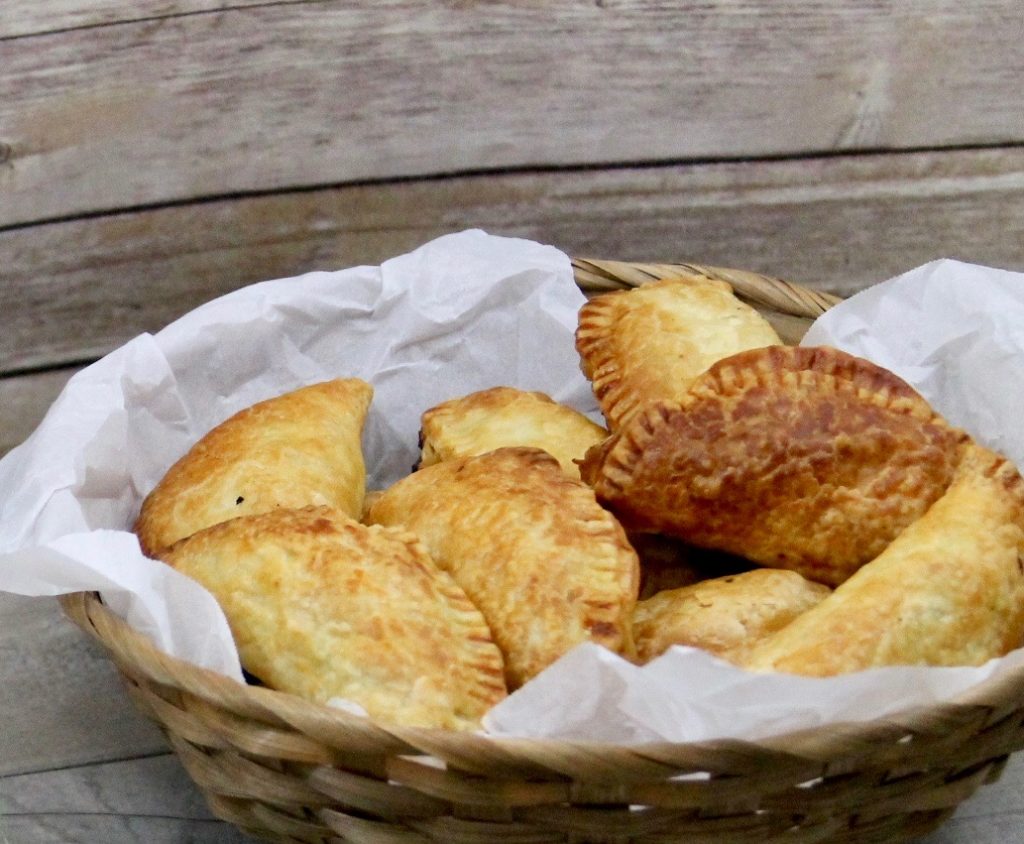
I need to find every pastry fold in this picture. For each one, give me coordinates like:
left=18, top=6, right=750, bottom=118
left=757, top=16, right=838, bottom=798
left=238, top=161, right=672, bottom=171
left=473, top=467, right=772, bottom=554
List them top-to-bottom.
left=576, top=278, right=780, bottom=430
left=581, top=346, right=966, bottom=586
left=136, top=379, right=372, bottom=556
left=418, top=386, right=606, bottom=480
left=742, top=444, right=1024, bottom=675
left=366, top=447, right=639, bottom=688
left=161, top=506, right=507, bottom=728
left=633, top=569, right=830, bottom=664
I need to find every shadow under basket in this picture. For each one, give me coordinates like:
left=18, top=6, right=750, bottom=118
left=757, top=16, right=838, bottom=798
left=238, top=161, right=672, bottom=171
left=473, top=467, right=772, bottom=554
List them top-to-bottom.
left=60, top=260, right=1024, bottom=844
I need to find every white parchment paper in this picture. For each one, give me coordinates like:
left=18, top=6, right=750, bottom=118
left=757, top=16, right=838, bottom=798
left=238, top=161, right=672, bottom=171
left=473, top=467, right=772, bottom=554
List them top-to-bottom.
left=3, top=238, right=1024, bottom=742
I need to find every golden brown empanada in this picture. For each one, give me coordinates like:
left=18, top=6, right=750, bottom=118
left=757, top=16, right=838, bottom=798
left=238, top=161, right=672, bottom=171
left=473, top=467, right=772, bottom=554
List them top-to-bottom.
left=576, top=278, right=781, bottom=429
left=581, top=346, right=967, bottom=586
left=135, top=379, right=372, bottom=556
left=418, top=386, right=607, bottom=480
left=742, top=444, right=1024, bottom=675
left=366, top=447, right=640, bottom=688
left=160, top=506, right=507, bottom=728
left=633, top=569, right=830, bottom=664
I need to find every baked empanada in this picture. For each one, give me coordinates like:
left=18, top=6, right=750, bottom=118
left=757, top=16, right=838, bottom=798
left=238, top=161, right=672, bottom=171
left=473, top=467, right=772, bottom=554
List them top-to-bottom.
left=576, top=278, right=781, bottom=429
left=581, top=346, right=967, bottom=586
left=135, top=379, right=372, bottom=556
left=418, top=386, right=607, bottom=479
left=742, top=444, right=1024, bottom=675
left=366, top=447, right=639, bottom=688
left=160, top=506, right=507, bottom=728
left=633, top=569, right=830, bottom=664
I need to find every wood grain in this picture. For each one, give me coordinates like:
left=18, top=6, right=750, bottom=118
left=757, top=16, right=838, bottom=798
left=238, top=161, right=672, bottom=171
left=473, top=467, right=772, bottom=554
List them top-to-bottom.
left=0, top=0, right=312, bottom=39
left=3, top=1, right=1024, bottom=226
left=3, top=146, right=1024, bottom=377
left=0, top=369, right=76, bottom=459
left=0, top=593, right=166, bottom=776
left=0, top=754, right=250, bottom=843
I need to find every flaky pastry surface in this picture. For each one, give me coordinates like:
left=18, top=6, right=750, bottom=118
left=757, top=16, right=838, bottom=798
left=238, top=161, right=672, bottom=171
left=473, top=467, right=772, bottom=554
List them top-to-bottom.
left=576, top=278, right=781, bottom=429
left=581, top=346, right=967, bottom=586
left=135, top=379, right=372, bottom=556
left=419, top=386, right=606, bottom=480
left=742, top=444, right=1024, bottom=675
left=366, top=447, right=639, bottom=688
left=161, top=506, right=507, bottom=728
left=633, top=569, right=830, bottom=664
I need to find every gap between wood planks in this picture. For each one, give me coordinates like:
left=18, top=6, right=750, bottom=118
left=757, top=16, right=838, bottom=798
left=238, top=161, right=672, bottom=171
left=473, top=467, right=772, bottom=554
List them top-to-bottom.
left=0, top=0, right=335, bottom=43
left=3, top=140, right=1024, bottom=235
left=0, top=750, right=171, bottom=782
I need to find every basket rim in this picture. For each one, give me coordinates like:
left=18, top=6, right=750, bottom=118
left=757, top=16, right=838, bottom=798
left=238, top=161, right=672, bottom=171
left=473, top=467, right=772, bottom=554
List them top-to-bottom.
left=58, top=261, right=1024, bottom=775
left=61, top=585, right=1024, bottom=768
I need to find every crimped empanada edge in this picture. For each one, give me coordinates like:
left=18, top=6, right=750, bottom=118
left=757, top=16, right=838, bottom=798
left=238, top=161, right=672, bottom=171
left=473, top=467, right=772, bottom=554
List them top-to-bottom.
left=576, top=292, right=640, bottom=430
left=373, top=522, right=509, bottom=718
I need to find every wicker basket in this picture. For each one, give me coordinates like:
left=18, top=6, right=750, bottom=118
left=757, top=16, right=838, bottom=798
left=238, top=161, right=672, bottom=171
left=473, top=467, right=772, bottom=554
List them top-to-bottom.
left=60, top=259, right=1024, bottom=844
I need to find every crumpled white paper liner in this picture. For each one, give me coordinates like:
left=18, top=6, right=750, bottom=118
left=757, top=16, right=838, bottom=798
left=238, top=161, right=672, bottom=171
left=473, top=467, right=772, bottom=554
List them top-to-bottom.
left=2, top=238, right=1024, bottom=742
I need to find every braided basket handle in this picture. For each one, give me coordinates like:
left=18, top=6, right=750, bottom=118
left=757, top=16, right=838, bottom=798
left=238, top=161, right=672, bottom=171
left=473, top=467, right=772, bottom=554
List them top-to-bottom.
left=572, top=258, right=842, bottom=343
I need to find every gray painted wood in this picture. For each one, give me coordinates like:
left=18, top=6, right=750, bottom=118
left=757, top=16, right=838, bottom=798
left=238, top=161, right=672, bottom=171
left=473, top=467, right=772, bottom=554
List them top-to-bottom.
left=3, top=1, right=1024, bottom=226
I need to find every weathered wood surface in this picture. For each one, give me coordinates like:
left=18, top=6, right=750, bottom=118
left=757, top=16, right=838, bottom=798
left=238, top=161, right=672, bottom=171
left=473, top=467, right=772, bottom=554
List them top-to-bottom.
left=4, top=0, right=1024, bottom=841
left=1, top=1, right=306, bottom=39
left=3, top=1, right=1024, bottom=226
left=3, top=145, right=1024, bottom=379
left=0, top=370, right=75, bottom=459
left=0, top=594, right=166, bottom=777
left=1, top=754, right=250, bottom=843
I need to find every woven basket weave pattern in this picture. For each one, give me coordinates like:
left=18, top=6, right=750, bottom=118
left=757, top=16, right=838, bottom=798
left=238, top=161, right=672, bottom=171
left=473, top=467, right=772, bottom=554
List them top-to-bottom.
left=60, top=260, right=1024, bottom=843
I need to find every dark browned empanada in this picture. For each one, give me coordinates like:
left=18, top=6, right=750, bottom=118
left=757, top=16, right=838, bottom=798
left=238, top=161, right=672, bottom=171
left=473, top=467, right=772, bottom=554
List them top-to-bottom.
left=581, top=346, right=967, bottom=586
left=366, top=447, right=639, bottom=688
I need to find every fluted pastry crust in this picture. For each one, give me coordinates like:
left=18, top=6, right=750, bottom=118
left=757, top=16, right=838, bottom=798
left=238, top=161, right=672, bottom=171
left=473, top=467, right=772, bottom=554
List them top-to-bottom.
left=575, top=278, right=781, bottom=430
left=580, top=346, right=967, bottom=586
left=135, top=379, right=372, bottom=556
left=419, top=386, right=606, bottom=480
left=742, top=444, right=1024, bottom=675
left=366, top=447, right=639, bottom=688
left=160, top=506, right=507, bottom=728
left=633, top=569, right=830, bottom=664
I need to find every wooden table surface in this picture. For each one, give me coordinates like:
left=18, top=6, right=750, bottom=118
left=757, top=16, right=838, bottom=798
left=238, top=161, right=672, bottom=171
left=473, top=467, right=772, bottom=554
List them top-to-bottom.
left=4, top=1, right=1024, bottom=840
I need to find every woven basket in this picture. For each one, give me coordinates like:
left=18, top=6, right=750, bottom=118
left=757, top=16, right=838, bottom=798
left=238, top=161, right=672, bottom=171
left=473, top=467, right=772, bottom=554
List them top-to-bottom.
left=60, top=259, right=1024, bottom=844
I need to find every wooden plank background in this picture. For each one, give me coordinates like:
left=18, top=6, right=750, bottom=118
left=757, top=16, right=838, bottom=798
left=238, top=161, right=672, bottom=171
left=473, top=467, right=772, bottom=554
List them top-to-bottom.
left=3, top=1, right=1024, bottom=841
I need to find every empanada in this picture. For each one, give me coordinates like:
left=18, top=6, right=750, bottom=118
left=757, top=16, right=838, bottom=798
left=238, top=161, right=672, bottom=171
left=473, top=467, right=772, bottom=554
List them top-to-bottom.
left=576, top=278, right=781, bottom=429
left=580, top=346, right=967, bottom=586
left=135, top=379, right=372, bottom=556
left=418, top=386, right=607, bottom=480
left=742, top=444, right=1024, bottom=675
left=366, top=447, right=640, bottom=688
left=160, top=506, right=507, bottom=728
left=633, top=569, right=830, bottom=664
